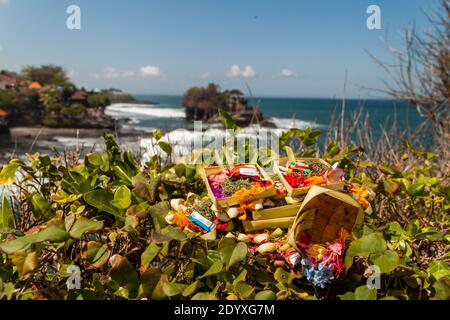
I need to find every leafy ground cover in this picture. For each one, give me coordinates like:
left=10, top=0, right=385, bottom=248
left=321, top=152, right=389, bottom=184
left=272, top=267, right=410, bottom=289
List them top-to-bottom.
left=0, top=123, right=448, bottom=300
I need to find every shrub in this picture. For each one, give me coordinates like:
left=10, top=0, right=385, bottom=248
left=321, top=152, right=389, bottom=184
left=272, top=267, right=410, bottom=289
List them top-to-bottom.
left=0, top=128, right=447, bottom=301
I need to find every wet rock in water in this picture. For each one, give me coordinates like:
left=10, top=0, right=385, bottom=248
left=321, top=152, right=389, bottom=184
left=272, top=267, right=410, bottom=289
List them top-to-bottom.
left=0, top=126, right=11, bottom=147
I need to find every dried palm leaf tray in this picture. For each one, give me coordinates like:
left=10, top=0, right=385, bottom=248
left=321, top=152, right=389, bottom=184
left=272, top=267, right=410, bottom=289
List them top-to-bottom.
left=275, top=151, right=344, bottom=197
left=201, top=164, right=277, bottom=209
left=287, top=186, right=364, bottom=248
left=251, top=203, right=301, bottom=220
left=243, top=217, right=296, bottom=232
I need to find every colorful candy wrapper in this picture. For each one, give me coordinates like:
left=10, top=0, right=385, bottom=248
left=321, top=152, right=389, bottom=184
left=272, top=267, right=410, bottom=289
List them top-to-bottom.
left=188, top=210, right=216, bottom=232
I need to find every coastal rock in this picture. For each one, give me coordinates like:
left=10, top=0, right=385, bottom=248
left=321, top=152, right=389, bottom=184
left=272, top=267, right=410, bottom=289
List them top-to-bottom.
left=0, top=126, right=11, bottom=147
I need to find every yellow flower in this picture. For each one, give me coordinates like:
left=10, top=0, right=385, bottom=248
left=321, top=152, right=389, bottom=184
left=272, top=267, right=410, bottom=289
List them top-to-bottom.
left=308, top=244, right=328, bottom=261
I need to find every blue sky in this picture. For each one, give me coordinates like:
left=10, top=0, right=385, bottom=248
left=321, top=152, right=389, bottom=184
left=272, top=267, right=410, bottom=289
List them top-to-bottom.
left=0, top=0, right=435, bottom=97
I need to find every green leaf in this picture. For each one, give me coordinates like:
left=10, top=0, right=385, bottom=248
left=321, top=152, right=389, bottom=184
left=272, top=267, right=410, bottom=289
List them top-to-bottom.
left=218, top=109, right=240, bottom=131
left=152, top=128, right=164, bottom=141
left=158, top=141, right=172, bottom=155
left=86, top=152, right=103, bottom=167
left=0, top=163, right=19, bottom=185
left=378, top=165, right=398, bottom=175
left=112, top=166, right=133, bottom=185
left=132, top=175, right=161, bottom=204
left=383, top=179, right=400, bottom=195
left=112, top=186, right=132, bottom=209
left=51, top=190, right=81, bottom=204
left=84, top=190, right=124, bottom=219
left=31, top=193, right=50, bottom=218
left=1, top=194, right=14, bottom=229
left=148, top=201, right=170, bottom=230
left=68, top=217, right=104, bottom=239
left=0, top=226, right=69, bottom=254
left=345, top=232, right=387, bottom=269
left=218, top=238, right=248, bottom=269
left=141, top=242, right=161, bottom=272
left=228, top=242, right=247, bottom=269
left=91, top=246, right=111, bottom=268
left=370, top=250, right=400, bottom=274
left=11, top=251, right=38, bottom=279
left=109, top=255, right=139, bottom=299
left=199, top=260, right=223, bottom=279
left=428, top=262, right=450, bottom=281
left=274, top=267, right=291, bottom=284
left=141, top=268, right=162, bottom=299
left=233, top=269, right=247, bottom=286
left=432, top=276, right=450, bottom=300
left=161, top=279, right=186, bottom=297
left=182, top=280, right=203, bottom=297
left=235, top=282, right=255, bottom=299
left=354, top=285, right=377, bottom=300
left=255, top=290, right=276, bottom=300
left=191, top=292, right=218, bottom=300
left=338, top=292, right=356, bottom=300
left=379, top=296, right=398, bottom=300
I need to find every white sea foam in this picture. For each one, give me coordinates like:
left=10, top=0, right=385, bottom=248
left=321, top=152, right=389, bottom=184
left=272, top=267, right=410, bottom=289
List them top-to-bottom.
left=104, top=103, right=325, bottom=162
left=105, top=103, right=185, bottom=119
left=271, top=117, right=320, bottom=130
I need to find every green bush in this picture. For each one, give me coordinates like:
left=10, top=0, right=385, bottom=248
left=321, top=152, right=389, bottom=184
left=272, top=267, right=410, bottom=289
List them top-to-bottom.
left=61, top=104, right=87, bottom=117
left=41, top=117, right=59, bottom=127
left=0, top=126, right=448, bottom=300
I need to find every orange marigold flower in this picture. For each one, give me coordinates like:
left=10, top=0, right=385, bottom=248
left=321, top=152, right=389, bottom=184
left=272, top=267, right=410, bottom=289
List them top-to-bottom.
left=304, top=175, right=326, bottom=186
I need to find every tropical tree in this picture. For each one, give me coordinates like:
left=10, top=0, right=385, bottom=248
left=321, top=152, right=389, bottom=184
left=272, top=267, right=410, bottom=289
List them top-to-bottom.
left=21, top=65, right=70, bottom=86
left=87, top=92, right=111, bottom=109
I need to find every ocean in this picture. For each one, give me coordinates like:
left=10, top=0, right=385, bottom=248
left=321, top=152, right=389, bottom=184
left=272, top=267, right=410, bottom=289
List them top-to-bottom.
left=0, top=95, right=426, bottom=164
left=102, top=95, right=427, bottom=162
left=106, top=95, right=424, bottom=135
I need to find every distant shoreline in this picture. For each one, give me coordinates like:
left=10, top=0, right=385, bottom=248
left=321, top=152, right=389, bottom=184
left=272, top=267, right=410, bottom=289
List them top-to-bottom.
left=9, top=126, right=148, bottom=140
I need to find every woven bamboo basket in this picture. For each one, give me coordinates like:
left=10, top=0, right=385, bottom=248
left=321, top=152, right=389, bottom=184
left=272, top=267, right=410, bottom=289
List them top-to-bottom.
left=275, top=148, right=344, bottom=197
left=201, top=164, right=277, bottom=208
left=287, top=186, right=364, bottom=248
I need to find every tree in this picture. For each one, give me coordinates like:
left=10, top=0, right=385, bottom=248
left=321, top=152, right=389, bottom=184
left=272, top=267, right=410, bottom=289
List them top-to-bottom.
left=370, top=0, right=449, bottom=159
left=21, top=65, right=70, bottom=86
left=39, top=86, right=62, bottom=116
left=87, top=92, right=111, bottom=108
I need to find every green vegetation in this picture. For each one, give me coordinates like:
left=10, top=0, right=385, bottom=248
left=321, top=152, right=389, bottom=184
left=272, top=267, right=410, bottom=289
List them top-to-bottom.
left=0, top=65, right=113, bottom=128
left=21, top=65, right=70, bottom=87
left=0, top=112, right=447, bottom=300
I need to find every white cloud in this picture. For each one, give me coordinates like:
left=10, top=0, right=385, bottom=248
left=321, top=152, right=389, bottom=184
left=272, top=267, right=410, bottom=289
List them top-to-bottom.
left=0, top=0, right=9, bottom=5
left=226, top=64, right=256, bottom=78
left=140, top=65, right=161, bottom=77
left=226, top=65, right=241, bottom=78
left=241, top=65, right=256, bottom=78
left=103, top=67, right=135, bottom=79
left=103, top=67, right=120, bottom=79
left=273, top=68, right=297, bottom=78
left=281, top=68, right=294, bottom=77
left=67, top=69, right=78, bottom=79
left=122, top=71, right=135, bottom=77
left=199, top=72, right=210, bottom=80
